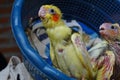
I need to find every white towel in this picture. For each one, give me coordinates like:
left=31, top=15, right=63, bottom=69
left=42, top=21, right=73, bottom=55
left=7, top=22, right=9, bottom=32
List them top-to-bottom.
left=0, top=56, right=33, bottom=80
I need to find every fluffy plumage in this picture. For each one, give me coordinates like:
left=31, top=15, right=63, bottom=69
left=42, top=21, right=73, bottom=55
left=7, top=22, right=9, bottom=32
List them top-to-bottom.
left=38, top=5, right=94, bottom=79
left=87, top=23, right=117, bottom=80
left=99, top=23, right=120, bottom=79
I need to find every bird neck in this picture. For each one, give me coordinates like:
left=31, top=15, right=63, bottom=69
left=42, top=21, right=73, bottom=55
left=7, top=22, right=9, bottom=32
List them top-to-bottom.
left=43, top=19, right=64, bottom=28
left=46, top=23, right=72, bottom=42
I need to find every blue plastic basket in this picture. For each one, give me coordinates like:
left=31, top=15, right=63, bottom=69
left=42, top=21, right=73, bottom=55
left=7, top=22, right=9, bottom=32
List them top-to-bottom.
left=11, top=0, right=120, bottom=80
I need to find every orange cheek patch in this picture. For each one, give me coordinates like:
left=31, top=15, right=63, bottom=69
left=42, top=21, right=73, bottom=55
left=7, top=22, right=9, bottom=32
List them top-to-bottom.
left=52, top=14, right=59, bottom=22
left=109, top=30, right=116, bottom=35
left=109, top=30, right=118, bottom=38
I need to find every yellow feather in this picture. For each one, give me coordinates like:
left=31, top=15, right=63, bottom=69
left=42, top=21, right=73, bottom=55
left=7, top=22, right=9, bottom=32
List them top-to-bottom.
left=38, top=4, right=95, bottom=79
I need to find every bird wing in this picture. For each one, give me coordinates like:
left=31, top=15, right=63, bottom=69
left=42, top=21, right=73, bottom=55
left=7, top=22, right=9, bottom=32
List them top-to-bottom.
left=71, top=33, right=94, bottom=78
left=50, top=42, right=59, bottom=68
left=96, top=50, right=115, bottom=80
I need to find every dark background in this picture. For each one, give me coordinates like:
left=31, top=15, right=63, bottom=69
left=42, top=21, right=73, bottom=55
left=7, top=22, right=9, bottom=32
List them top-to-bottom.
left=0, top=0, right=22, bottom=70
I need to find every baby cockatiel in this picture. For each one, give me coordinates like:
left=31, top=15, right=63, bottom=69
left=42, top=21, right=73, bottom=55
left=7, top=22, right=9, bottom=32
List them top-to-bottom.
left=38, top=5, right=94, bottom=79
left=87, top=23, right=116, bottom=80
left=99, top=23, right=120, bottom=79
left=99, top=23, right=120, bottom=43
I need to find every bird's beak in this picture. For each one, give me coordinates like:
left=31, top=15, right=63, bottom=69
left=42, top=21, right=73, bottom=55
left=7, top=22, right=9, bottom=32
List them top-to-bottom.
left=38, top=6, right=47, bottom=20
left=99, top=25, right=106, bottom=35
left=99, top=26, right=105, bottom=31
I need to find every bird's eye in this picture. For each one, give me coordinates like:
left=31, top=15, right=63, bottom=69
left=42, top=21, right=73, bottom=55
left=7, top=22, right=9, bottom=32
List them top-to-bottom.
left=49, top=9, right=55, bottom=14
left=111, top=26, right=115, bottom=29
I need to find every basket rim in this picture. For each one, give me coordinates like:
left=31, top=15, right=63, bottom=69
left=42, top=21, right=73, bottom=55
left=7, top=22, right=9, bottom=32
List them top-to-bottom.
left=11, top=0, right=73, bottom=80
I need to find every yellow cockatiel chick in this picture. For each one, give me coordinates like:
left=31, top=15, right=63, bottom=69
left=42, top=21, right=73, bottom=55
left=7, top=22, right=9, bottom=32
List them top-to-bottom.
left=38, top=5, right=95, bottom=79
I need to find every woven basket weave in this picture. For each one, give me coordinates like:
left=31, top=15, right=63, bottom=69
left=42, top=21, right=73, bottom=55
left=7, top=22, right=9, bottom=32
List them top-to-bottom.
left=11, top=0, right=120, bottom=80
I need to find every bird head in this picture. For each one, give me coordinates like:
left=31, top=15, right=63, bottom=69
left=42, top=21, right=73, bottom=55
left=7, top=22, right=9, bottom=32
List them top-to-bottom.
left=38, top=5, right=62, bottom=28
left=99, top=23, right=120, bottom=42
